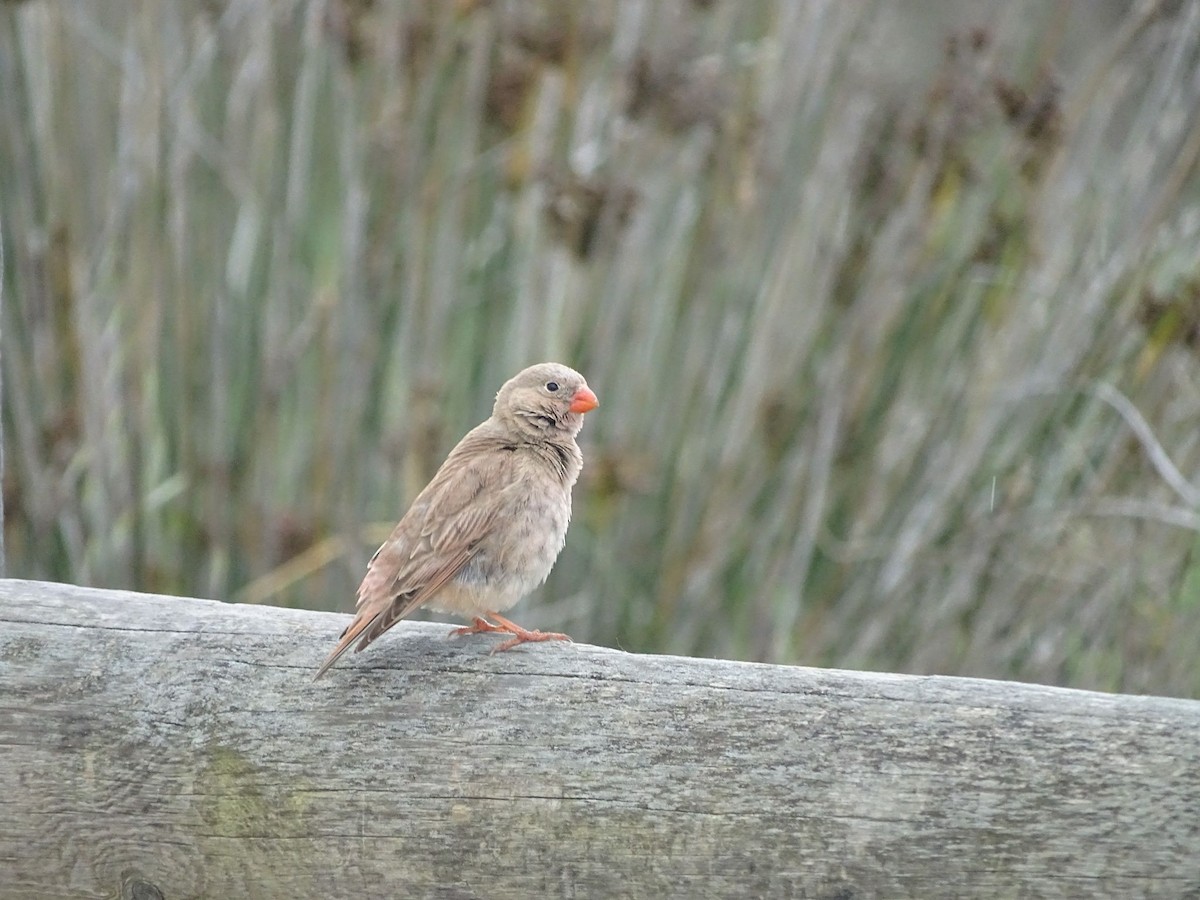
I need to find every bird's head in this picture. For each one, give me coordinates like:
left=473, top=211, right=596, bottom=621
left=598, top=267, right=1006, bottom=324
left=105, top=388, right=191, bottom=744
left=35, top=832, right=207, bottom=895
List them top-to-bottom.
left=494, top=362, right=599, bottom=440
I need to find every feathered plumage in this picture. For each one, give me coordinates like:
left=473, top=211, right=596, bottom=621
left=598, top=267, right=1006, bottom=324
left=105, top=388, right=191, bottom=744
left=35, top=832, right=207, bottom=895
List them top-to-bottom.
left=315, top=363, right=597, bottom=678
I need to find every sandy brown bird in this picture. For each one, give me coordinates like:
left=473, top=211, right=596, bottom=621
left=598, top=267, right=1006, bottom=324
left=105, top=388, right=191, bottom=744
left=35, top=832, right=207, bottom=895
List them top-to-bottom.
left=315, top=362, right=598, bottom=679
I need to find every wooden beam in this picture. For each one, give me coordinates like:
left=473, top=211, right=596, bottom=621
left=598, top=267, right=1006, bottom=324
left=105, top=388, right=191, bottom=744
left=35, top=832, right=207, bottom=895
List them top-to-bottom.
left=1, top=578, right=1198, bottom=899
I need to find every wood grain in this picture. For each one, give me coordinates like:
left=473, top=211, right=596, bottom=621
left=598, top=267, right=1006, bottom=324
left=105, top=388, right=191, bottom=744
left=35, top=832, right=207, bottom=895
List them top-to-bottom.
left=1, top=578, right=1198, bottom=899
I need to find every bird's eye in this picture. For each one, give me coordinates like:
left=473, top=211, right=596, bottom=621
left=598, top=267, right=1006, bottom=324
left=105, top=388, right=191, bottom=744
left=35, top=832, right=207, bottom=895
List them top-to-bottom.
left=546, top=381, right=559, bottom=392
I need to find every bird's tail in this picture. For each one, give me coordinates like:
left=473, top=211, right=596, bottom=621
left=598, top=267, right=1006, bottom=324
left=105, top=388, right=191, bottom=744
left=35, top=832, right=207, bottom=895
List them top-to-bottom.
left=313, top=592, right=426, bottom=680
left=313, top=614, right=377, bottom=680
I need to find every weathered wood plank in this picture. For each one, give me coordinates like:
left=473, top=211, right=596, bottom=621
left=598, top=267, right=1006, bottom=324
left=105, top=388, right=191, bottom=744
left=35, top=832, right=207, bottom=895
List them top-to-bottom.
left=1, top=578, right=1198, bottom=899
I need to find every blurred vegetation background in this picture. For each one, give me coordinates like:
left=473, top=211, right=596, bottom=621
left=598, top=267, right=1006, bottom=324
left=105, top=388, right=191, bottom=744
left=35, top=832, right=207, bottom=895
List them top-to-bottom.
left=3, top=0, right=1200, bottom=696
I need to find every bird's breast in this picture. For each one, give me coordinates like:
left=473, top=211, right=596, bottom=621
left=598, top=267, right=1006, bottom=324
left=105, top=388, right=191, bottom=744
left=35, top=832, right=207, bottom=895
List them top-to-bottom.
left=436, top=486, right=573, bottom=614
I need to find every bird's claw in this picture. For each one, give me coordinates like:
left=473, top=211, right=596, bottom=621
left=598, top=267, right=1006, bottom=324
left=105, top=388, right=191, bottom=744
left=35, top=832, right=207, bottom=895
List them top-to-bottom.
left=449, top=617, right=507, bottom=638
left=489, top=630, right=572, bottom=655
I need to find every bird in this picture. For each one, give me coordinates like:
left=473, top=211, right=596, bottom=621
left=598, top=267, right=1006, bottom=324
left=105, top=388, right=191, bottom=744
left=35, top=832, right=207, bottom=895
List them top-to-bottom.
left=314, top=362, right=599, bottom=679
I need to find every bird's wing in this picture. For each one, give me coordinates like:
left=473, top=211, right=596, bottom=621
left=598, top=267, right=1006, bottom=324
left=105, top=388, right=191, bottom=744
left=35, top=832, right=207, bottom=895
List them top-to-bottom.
left=315, top=434, right=513, bottom=678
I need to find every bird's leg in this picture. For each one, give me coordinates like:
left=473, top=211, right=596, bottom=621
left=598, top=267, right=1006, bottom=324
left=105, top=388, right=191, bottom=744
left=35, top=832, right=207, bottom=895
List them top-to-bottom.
left=483, top=611, right=572, bottom=655
left=448, top=616, right=508, bottom=638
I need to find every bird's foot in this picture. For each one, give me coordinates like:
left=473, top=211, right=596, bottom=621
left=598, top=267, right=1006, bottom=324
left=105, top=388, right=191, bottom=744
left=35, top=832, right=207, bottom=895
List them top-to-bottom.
left=484, top=611, right=572, bottom=655
left=449, top=617, right=508, bottom=638
left=491, top=629, right=572, bottom=655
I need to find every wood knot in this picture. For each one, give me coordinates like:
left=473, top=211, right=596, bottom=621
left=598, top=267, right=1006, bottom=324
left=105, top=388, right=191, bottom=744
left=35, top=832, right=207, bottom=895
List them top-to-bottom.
left=121, top=871, right=165, bottom=900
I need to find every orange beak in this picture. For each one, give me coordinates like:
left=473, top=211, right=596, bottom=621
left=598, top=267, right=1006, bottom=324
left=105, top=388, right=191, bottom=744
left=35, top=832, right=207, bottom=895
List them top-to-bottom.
left=569, top=386, right=599, bottom=414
